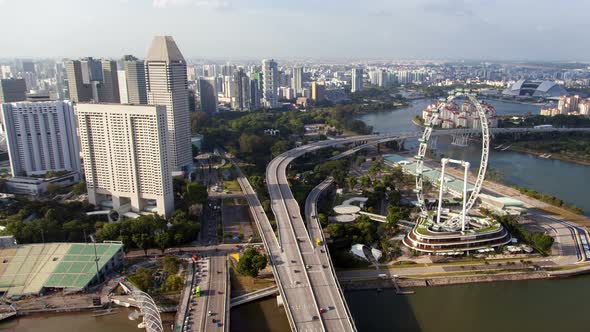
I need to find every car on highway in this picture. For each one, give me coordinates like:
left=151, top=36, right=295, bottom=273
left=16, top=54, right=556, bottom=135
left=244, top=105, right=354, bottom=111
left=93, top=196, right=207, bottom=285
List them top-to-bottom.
left=305, top=265, right=311, bottom=269
left=294, top=269, right=300, bottom=273
left=319, top=308, right=327, bottom=314
left=208, top=310, right=212, bottom=316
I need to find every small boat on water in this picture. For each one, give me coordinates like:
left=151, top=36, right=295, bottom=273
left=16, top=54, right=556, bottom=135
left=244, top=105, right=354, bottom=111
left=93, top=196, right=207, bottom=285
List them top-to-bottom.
left=494, top=144, right=504, bottom=150
left=501, top=145, right=511, bottom=151
left=539, top=154, right=552, bottom=159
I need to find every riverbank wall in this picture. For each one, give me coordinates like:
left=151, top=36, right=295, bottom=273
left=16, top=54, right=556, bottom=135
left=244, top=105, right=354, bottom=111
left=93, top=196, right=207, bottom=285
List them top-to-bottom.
left=340, top=271, right=553, bottom=292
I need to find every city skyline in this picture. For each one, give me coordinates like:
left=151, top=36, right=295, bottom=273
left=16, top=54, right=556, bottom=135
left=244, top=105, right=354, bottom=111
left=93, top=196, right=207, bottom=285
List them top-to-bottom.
left=1, top=0, right=590, bottom=61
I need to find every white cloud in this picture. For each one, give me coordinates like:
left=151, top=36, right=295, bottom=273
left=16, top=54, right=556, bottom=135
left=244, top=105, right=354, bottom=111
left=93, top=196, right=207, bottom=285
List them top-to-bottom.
left=153, top=0, right=231, bottom=10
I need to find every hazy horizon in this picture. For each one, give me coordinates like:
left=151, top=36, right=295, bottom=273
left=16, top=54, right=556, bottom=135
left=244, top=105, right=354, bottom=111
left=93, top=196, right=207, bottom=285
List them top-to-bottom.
left=1, top=0, right=589, bottom=61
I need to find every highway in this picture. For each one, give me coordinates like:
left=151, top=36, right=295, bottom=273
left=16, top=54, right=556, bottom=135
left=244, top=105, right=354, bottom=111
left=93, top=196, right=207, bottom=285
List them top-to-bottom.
left=267, top=140, right=376, bottom=332
left=234, top=163, right=308, bottom=331
left=304, top=178, right=358, bottom=329
left=203, top=253, right=229, bottom=332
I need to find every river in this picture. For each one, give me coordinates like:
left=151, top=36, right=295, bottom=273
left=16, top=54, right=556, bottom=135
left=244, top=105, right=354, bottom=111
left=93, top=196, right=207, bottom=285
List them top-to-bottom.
left=358, top=99, right=590, bottom=215
left=346, top=275, right=590, bottom=332
left=0, top=309, right=175, bottom=332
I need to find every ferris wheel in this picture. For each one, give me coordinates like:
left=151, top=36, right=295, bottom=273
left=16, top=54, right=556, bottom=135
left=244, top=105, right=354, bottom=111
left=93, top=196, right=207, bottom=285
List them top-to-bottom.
left=414, top=90, right=490, bottom=231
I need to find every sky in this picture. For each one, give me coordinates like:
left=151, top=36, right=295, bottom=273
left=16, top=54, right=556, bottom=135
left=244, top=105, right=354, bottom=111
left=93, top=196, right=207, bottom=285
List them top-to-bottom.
left=1, top=0, right=590, bottom=61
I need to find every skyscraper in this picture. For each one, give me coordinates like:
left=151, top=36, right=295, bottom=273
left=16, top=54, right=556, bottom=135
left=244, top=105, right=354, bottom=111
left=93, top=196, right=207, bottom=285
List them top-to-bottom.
left=145, top=35, right=192, bottom=171
left=122, top=55, right=147, bottom=105
left=80, top=57, right=103, bottom=84
left=65, top=59, right=120, bottom=103
left=98, top=59, right=120, bottom=103
left=262, top=59, right=278, bottom=108
left=65, top=60, right=92, bottom=102
left=292, top=66, right=303, bottom=95
left=352, top=67, right=363, bottom=93
left=232, top=68, right=250, bottom=111
left=117, top=70, right=129, bottom=104
left=377, top=70, right=387, bottom=87
left=199, top=77, right=218, bottom=113
left=250, top=78, right=260, bottom=110
left=0, top=79, right=27, bottom=103
left=311, top=81, right=325, bottom=102
left=1, top=101, right=80, bottom=177
left=76, top=103, right=174, bottom=218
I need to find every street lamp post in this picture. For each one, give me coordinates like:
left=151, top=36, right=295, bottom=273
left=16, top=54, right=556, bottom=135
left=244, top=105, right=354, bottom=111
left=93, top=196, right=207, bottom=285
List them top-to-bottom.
left=89, top=235, right=101, bottom=283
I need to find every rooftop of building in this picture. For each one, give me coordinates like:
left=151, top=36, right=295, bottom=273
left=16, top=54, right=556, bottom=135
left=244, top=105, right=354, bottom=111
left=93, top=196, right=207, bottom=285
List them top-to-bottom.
left=146, top=36, right=185, bottom=63
left=0, top=242, right=123, bottom=296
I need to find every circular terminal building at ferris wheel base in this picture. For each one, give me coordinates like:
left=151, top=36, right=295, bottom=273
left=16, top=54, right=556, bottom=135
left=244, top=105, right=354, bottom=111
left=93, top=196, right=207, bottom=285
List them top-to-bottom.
left=402, top=214, right=512, bottom=254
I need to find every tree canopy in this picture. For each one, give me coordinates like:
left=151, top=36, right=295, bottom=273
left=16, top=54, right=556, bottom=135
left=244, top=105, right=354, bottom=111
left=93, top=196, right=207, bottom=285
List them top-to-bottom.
left=236, top=248, right=268, bottom=277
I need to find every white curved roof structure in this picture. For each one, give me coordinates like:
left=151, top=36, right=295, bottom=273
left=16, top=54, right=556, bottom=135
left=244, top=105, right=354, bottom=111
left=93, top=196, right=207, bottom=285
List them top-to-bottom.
left=503, top=79, right=567, bottom=98
left=333, top=205, right=361, bottom=214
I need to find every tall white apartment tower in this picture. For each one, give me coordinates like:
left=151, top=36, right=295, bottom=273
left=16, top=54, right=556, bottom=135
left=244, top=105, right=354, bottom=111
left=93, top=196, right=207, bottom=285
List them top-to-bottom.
left=145, top=36, right=192, bottom=171
left=262, top=59, right=279, bottom=108
left=292, top=66, right=303, bottom=95
left=352, top=67, right=364, bottom=93
left=1, top=101, right=81, bottom=177
left=76, top=103, right=174, bottom=218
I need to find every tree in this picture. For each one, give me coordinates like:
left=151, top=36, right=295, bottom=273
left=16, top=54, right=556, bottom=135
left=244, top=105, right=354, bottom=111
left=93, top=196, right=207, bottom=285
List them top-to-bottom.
left=271, top=140, right=292, bottom=157
left=249, top=175, right=264, bottom=191
left=359, top=176, right=372, bottom=188
left=346, top=177, right=357, bottom=191
left=72, top=181, right=86, bottom=195
left=186, top=182, right=208, bottom=204
left=318, top=213, right=328, bottom=227
left=327, top=223, right=345, bottom=239
left=154, top=232, right=171, bottom=253
left=133, top=233, right=153, bottom=256
left=237, top=248, right=268, bottom=277
left=128, top=267, right=154, bottom=291
left=162, top=275, right=183, bottom=292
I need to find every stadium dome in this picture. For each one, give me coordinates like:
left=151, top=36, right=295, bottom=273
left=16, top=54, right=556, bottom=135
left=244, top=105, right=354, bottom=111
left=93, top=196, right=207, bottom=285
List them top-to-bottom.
left=502, top=79, right=567, bottom=98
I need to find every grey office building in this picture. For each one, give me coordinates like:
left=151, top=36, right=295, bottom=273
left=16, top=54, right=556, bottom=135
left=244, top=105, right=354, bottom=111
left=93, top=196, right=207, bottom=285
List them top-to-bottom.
left=122, top=55, right=147, bottom=104
left=66, top=59, right=120, bottom=103
left=98, top=59, right=120, bottom=103
left=65, top=60, right=93, bottom=102
left=199, top=77, right=217, bottom=113
left=0, top=79, right=27, bottom=103
left=250, top=79, right=260, bottom=110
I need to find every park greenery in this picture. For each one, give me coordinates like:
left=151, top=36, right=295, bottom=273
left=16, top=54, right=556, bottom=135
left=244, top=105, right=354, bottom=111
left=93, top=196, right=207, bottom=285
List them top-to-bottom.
left=349, top=86, right=407, bottom=110
left=190, top=103, right=383, bottom=172
left=499, top=114, right=590, bottom=128
left=494, top=131, right=590, bottom=165
left=0, top=180, right=207, bottom=252
left=513, top=186, right=584, bottom=215
left=0, top=199, right=97, bottom=243
left=494, top=214, right=554, bottom=255
left=236, top=248, right=268, bottom=277
left=127, top=256, right=184, bottom=293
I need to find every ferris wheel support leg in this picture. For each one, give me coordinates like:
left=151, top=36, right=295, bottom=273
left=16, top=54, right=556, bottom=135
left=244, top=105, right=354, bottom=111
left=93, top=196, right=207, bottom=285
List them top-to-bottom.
left=436, top=158, right=448, bottom=225
left=462, top=162, right=470, bottom=233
